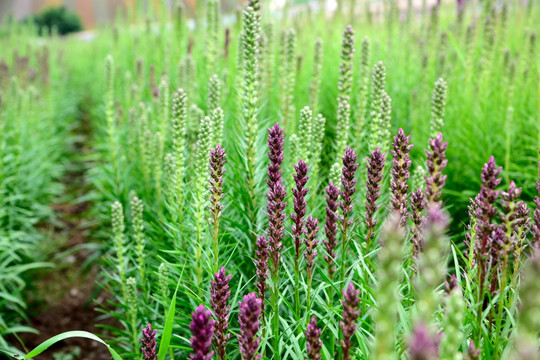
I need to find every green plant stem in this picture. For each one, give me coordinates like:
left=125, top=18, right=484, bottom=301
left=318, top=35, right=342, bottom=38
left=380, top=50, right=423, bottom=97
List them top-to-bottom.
left=294, top=256, right=300, bottom=324
left=271, top=273, right=280, bottom=358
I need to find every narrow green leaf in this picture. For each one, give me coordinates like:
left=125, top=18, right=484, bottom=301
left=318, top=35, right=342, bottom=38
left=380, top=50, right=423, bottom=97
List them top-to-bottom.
left=157, top=276, right=182, bottom=360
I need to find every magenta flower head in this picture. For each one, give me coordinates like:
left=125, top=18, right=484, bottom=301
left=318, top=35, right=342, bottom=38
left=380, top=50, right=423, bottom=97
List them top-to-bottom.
left=266, top=123, right=287, bottom=275
left=390, top=129, right=413, bottom=225
left=425, top=132, right=448, bottom=204
left=209, top=144, right=226, bottom=220
left=340, top=146, right=359, bottom=222
left=365, top=147, right=385, bottom=246
left=474, top=156, right=502, bottom=284
left=292, top=159, right=309, bottom=259
left=324, top=181, right=339, bottom=279
left=411, top=187, right=426, bottom=255
left=304, top=215, right=320, bottom=280
left=254, top=234, right=269, bottom=312
left=210, top=267, right=232, bottom=360
left=340, top=282, right=361, bottom=360
left=238, top=293, right=263, bottom=360
left=189, top=305, right=215, bottom=360
left=305, top=316, right=322, bottom=360
left=408, top=322, right=439, bottom=360
left=140, top=323, right=157, bottom=360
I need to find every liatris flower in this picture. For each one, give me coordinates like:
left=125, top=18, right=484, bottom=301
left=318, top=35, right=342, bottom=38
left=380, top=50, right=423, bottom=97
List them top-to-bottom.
left=205, top=0, right=220, bottom=72
left=338, top=25, right=355, bottom=104
left=281, top=28, right=296, bottom=127
left=355, top=36, right=370, bottom=140
left=309, top=38, right=323, bottom=113
left=369, top=61, right=386, bottom=150
left=208, top=74, right=221, bottom=112
left=430, top=78, right=447, bottom=137
left=171, top=89, right=187, bottom=190
left=380, top=91, right=392, bottom=153
left=336, top=100, right=351, bottom=159
left=211, top=107, right=225, bottom=148
left=298, top=107, right=313, bottom=161
left=311, top=114, right=326, bottom=185
left=266, top=123, right=287, bottom=274
left=390, top=129, right=413, bottom=225
left=425, top=132, right=448, bottom=204
left=209, top=144, right=226, bottom=269
left=340, top=147, right=359, bottom=227
left=365, top=147, right=385, bottom=248
left=474, top=156, right=502, bottom=288
left=292, top=159, right=309, bottom=260
left=533, top=159, right=540, bottom=246
left=329, top=162, right=341, bottom=189
left=412, top=165, right=427, bottom=192
left=324, top=181, right=339, bottom=279
left=500, top=181, right=522, bottom=253
left=411, top=188, right=426, bottom=255
left=131, top=196, right=146, bottom=288
left=111, top=201, right=127, bottom=299
left=415, top=203, right=450, bottom=323
left=373, top=214, right=404, bottom=359
left=304, top=215, right=320, bottom=290
left=254, top=234, right=269, bottom=312
left=509, top=249, right=540, bottom=360
left=157, top=262, right=169, bottom=300
left=211, top=267, right=232, bottom=360
left=439, top=277, right=465, bottom=360
left=340, top=283, right=361, bottom=360
left=238, top=293, right=263, bottom=360
left=189, top=305, right=214, bottom=360
left=305, top=316, right=322, bottom=360
left=408, top=322, right=439, bottom=360
left=140, top=323, right=157, bottom=360
left=464, top=341, right=481, bottom=360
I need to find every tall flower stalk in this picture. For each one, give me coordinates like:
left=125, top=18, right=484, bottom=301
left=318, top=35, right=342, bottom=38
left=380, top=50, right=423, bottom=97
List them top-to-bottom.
left=338, top=25, right=355, bottom=104
left=281, top=29, right=296, bottom=128
left=355, top=36, right=370, bottom=141
left=309, top=38, right=323, bottom=113
left=430, top=78, right=447, bottom=137
left=171, top=89, right=188, bottom=212
left=335, top=100, right=351, bottom=161
left=266, top=123, right=286, bottom=357
left=390, top=129, right=413, bottom=226
left=425, top=132, right=448, bottom=204
left=209, top=144, right=226, bottom=272
left=339, top=147, right=358, bottom=283
left=365, top=148, right=385, bottom=250
left=291, top=159, right=309, bottom=320
left=323, top=181, right=339, bottom=281
left=130, top=195, right=146, bottom=294
left=111, top=201, right=127, bottom=301
left=304, top=215, right=319, bottom=313
left=254, top=234, right=269, bottom=315
left=211, top=267, right=232, bottom=360
left=340, top=283, right=361, bottom=360
left=238, top=293, right=263, bottom=360
left=189, top=305, right=214, bottom=360
left=305, top=316, right=322, bottom=360
left=140, top=323, right=157, bottom=360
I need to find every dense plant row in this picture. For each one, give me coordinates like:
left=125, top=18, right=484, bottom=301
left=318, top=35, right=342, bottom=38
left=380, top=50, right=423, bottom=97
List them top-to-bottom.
left=2, top=0, right=539, bottom=359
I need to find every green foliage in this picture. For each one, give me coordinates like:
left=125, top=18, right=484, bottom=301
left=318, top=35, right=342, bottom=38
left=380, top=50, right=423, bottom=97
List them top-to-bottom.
left=31, top=6, right=82, bottom=36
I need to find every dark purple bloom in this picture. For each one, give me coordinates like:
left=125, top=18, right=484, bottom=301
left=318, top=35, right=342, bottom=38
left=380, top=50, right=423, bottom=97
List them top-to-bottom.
left=266, top=123, right=287, bottom=275
left=390, top=129, right=413, bottom=225
left=425, top=132, right=448, bottom=204
left=209, top=145, right=226, bottom=222
left=340, top=147, right=359, bottom=223
left=365, top=147, right=385, bottom=247
left=474, top=156, right=502, bottom=287
left=292, top=159, right=309, bottom=260
left=324, top=181, right=339, bottom=279
left=411, top=188, right=426, bottom=255
left=304, top=215, right=320, bottom=280
left=488, top=225, right=505, bottom=295
left=254, top=234, right=269, bottom=313
left=210, top=267, right=232, bottom=360
left=444, top=274, right=459, bottom=294
left=340, top=283, right=361, bottom=360
left=238, top=293, right=263, bottom=360
left=189, top=305, right=214, bottom=360
left=305, top=316, right=322, bottom=360
left=408, top=322, right=439, bottom=360
left=140, top=323, right=157, bottom=360
left=464, top=341, right=481, bottom=360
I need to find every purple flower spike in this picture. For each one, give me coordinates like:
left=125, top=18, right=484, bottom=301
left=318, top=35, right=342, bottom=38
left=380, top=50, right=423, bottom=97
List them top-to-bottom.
left=266, top=123, right=287, bottom=275
left=390, top=129, right=413, bottom=225
left=425, top=132, right=448, bottom=204
left=209, top=144, right=227, bottom=221
left=340, top=147, right=359, bottom=223
left=365, top=147, right=385, bottom=246
left=474, top=156, right=502, bottom=287
left=534, top=157, right=540, bottom=247
left=292, top=159, right=309, bottom=260
left=324, top=181, right=339, bottom=279
left=411, top=188, right=426, bottom=255
left=304, top=215, right=320, bottom=280
left=254, top=234, right=269, bottom=313
left=210, top=267, right=232, bottom=360
left=340, top=283, right=361, bottom=360
left=238, top=293, right=263, bottom=360
left=189, top=305, right=215, bottom=360
left=305, top=316, right=322, bottom=360
left=408, top=322, right=439, bottom=360
left=140, top=323, right=157, bottom=360
left=464, top=341, right=481, bottom=360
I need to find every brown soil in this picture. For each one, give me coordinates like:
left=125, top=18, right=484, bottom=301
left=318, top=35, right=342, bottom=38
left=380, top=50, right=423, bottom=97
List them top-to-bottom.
left=11, top=104, right=115, bottom=360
